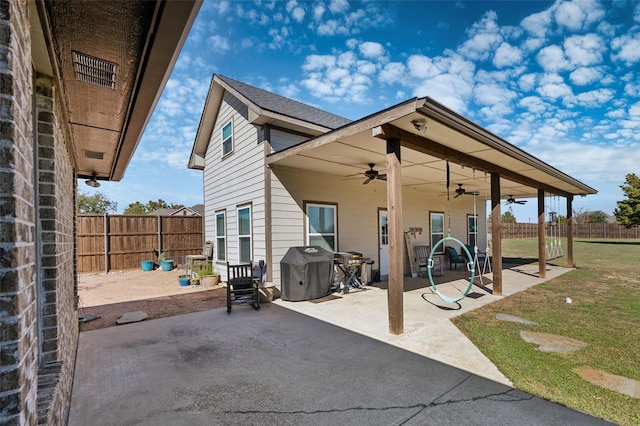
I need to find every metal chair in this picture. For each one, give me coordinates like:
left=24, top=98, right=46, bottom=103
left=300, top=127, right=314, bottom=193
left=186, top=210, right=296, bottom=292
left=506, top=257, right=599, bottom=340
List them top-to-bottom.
left=445, top=246, right=467, bottom=270
left=226, top=262, right=260, bottom=313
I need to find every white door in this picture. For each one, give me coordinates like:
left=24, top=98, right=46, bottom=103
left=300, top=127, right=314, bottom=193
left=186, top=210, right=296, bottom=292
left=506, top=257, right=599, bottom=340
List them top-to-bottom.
left=378, top=210, right=389, bottom=278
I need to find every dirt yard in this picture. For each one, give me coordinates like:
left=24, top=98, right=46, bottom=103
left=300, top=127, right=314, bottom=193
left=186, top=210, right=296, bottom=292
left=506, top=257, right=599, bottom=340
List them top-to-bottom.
left=78, top=268, right=227, bottom=332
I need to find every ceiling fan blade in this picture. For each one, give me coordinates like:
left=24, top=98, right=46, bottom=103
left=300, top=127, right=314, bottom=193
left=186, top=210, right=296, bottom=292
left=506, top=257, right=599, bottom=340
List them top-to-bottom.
left=345, top=172, right=364, bottom=178
left=377, top=174, right=387, bottom=181
left=362, top=178, right=372, bottom=185
left=454, top=192, right=462, bottom=198
left=516, top=200, right=527, bottom=204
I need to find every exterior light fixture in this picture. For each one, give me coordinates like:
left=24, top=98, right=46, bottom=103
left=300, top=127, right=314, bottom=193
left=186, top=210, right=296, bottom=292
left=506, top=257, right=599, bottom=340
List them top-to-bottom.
left=85, top=173, right=100, bottom=188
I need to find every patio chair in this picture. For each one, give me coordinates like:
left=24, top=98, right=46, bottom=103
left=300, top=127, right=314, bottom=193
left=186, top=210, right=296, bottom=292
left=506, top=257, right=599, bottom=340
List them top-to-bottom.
left=414, top=245, right=442, bottom=277
left=445, top=246, right=467, bottom=270
left=226, top=262, right=260, bottom=313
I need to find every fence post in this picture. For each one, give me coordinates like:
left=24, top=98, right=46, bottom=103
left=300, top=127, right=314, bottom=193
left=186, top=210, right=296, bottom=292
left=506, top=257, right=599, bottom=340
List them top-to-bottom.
left=104, top=213, right=109, bottom=273
left=157, top=214, right=162, bottom=255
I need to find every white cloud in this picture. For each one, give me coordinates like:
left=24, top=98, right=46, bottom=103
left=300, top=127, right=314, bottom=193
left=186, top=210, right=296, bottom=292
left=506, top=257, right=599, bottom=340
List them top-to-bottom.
left=329, top=0, right=350, bottom=14
left=554, top=0, right=606, bottom=32
left=313, top=4, right=325, bottom=21
left=521, top=8, right=552, bottom=39
left=457, top=11, right=503, bottom=61
left=611, top=32, right=640, bottom=64
left=563, top=34, right=605, bottom=67
left=208, top=35, right=230, bottom=52
left=359, top=41, right=385, bottom=59
left=493, top=42, right=522, bottom=68
left=536, top=45, right=569, bottom=72
left=407, top=54, right=476, bottom=112
left=379, top=62, right=406, bottom=84
left=569, top=66, right=602, bottom=85
left=518, top=73, right=537, bottom=92
left=536, top=73, right=573, bottom=100
left=474, top=83, right=517, bottom=107
left=573, top=88, right=615, bottom=108
left=519, top=96, right=548, bottom=114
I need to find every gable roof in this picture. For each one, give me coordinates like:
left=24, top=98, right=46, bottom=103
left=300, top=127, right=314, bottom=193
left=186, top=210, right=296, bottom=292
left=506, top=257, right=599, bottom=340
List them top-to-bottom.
left=189, top=74, right=350, bottom=169
left=217, top=75, right=351, bottom=130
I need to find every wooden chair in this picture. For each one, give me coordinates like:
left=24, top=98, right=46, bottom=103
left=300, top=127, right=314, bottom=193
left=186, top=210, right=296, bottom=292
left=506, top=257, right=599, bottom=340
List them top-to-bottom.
left=414, top=245, right=442, bottom=277
left=226, top=262, right=260, bottom=313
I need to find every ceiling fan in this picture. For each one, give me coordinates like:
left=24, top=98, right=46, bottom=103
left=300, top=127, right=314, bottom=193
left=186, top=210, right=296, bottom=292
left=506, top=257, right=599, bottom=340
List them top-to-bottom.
left=346, top=163, right=387, bottom=185
left=453, top=184, right=479, bottom=198
left=505, top=195, right=527, bottom=205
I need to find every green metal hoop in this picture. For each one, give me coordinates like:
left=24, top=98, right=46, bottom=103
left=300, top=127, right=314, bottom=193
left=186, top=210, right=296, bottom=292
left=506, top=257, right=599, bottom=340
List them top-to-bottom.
left=428, top=236, right=475, bottom=303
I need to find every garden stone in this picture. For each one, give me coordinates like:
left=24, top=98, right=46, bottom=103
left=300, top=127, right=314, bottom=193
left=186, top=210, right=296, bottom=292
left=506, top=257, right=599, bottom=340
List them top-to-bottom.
left=116, top=311, right=148, bottom=325
left=496, top=313, right=538, bottom=326
left=520, top=331, right=588, bottom=353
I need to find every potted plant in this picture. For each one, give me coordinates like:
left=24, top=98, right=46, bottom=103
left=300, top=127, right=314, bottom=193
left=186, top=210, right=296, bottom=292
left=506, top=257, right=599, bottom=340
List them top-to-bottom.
left=158, top=252, right=174, bottom=271
left=141, top=260, right=154, bottom=271
left=195, top=261, right=220, bottom=286
left=178, top=274, right=191, bottom=286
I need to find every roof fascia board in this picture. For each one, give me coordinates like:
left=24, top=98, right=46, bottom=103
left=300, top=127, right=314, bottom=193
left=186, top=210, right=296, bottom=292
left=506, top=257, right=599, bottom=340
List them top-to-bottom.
left=112, top=0, right=202, bottom=180
left=189, top=76, right=223, bottom=168
left=267, top=98, right=420, bottom=165
left=417, top=98, right=597, bottom=195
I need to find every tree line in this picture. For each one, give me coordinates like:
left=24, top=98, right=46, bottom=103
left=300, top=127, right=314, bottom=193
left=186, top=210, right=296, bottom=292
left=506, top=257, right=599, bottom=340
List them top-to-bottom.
left=77, top=191, right=184, bottom=215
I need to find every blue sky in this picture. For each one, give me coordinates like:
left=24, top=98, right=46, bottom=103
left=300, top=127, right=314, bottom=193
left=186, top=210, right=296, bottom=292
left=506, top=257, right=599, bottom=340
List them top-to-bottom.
left=84, top=0, right=640, bottom=221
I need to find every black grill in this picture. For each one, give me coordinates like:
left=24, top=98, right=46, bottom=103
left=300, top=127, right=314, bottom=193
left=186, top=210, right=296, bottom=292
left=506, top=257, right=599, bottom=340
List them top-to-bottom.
left=280, top=246, right=335, bottom=301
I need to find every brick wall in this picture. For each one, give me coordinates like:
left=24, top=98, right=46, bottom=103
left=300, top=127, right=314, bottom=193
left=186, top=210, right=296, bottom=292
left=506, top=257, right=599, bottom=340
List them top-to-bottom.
left=0, top=0, right=38, bottom=424
left=1, top=1, right=79, bottom=424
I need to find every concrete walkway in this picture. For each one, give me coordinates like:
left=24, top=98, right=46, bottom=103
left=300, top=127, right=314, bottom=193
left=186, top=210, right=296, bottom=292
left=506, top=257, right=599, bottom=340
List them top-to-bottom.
left=68, top=264, right=611, bottom=425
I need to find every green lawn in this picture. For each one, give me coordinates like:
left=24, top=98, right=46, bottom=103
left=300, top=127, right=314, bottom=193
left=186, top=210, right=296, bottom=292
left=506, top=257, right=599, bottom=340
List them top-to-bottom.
left=452, top=238, right=640, bottom=426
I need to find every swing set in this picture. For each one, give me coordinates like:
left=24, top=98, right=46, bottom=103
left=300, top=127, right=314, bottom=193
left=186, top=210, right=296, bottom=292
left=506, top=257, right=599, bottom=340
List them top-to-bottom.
left=426, top=160, right=480, bottom=304
left=545, top=194, right=564, bottom=260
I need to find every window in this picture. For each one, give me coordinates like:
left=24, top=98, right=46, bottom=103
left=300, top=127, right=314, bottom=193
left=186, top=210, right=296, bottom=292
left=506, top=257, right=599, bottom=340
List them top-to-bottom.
left=221, top=121, right=233, bottom=156
left=306, top=203, right=337, bottom=251
left=237, top=206, right=252, bottom=263
left=216, top=211, right=226, bottom=262
left=430, top=212, right=445, bottom=254
left=467, top=214, right=478, bottom=247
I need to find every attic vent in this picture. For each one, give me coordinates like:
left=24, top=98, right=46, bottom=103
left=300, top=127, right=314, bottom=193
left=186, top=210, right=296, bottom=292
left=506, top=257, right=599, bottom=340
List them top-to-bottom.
left=72, top=51, right=116, bottom=89
left=84, top=150, right=104, bottom=160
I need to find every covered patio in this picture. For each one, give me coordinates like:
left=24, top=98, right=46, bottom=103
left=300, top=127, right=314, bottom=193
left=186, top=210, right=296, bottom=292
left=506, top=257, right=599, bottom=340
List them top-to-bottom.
left=267, top=97, right=597, bottom=334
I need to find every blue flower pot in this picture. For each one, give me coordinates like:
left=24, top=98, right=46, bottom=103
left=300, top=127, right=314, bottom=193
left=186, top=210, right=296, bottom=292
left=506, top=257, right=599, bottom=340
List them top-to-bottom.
left=141, top=260, right=154, bottom=271
left=160, top=260, right=174, bottom=271
left=178, top=277, right=191, bottom=286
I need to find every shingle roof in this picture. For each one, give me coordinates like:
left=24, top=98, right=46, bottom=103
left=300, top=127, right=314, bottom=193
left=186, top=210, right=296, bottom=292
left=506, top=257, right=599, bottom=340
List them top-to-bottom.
left=217, top=75, right=352, bottom=130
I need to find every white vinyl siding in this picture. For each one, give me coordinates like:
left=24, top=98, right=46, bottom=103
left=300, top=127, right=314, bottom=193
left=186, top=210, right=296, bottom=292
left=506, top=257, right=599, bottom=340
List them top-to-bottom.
left=203, top=92, right=265, bottom=281
left=269, top=128, right=309, bottom=152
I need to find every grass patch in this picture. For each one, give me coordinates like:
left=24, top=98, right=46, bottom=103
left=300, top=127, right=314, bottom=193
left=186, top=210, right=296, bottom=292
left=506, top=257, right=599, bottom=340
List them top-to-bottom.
left=452, top=238, right=640, bottom=426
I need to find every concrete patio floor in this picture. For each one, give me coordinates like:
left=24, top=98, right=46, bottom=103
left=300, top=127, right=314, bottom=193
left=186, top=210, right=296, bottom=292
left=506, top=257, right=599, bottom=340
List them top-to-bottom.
left=68, top=264, right=612, bottom=425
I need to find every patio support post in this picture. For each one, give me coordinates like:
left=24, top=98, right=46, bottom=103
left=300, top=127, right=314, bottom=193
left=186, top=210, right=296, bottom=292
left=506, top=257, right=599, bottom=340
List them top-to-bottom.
left=386, top=138, right=403, bottom=335
left=490, top=173, right=502, bottom=296
left=538, top=189, right=546, bottom=278
left=566, top=195, right=574, bottom=267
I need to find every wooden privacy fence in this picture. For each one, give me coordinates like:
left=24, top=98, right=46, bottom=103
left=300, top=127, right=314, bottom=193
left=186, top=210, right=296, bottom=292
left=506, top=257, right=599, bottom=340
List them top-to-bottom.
left=77, top=215, right=203, bottom=273
left=497, top=222, right=640, bottom=239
